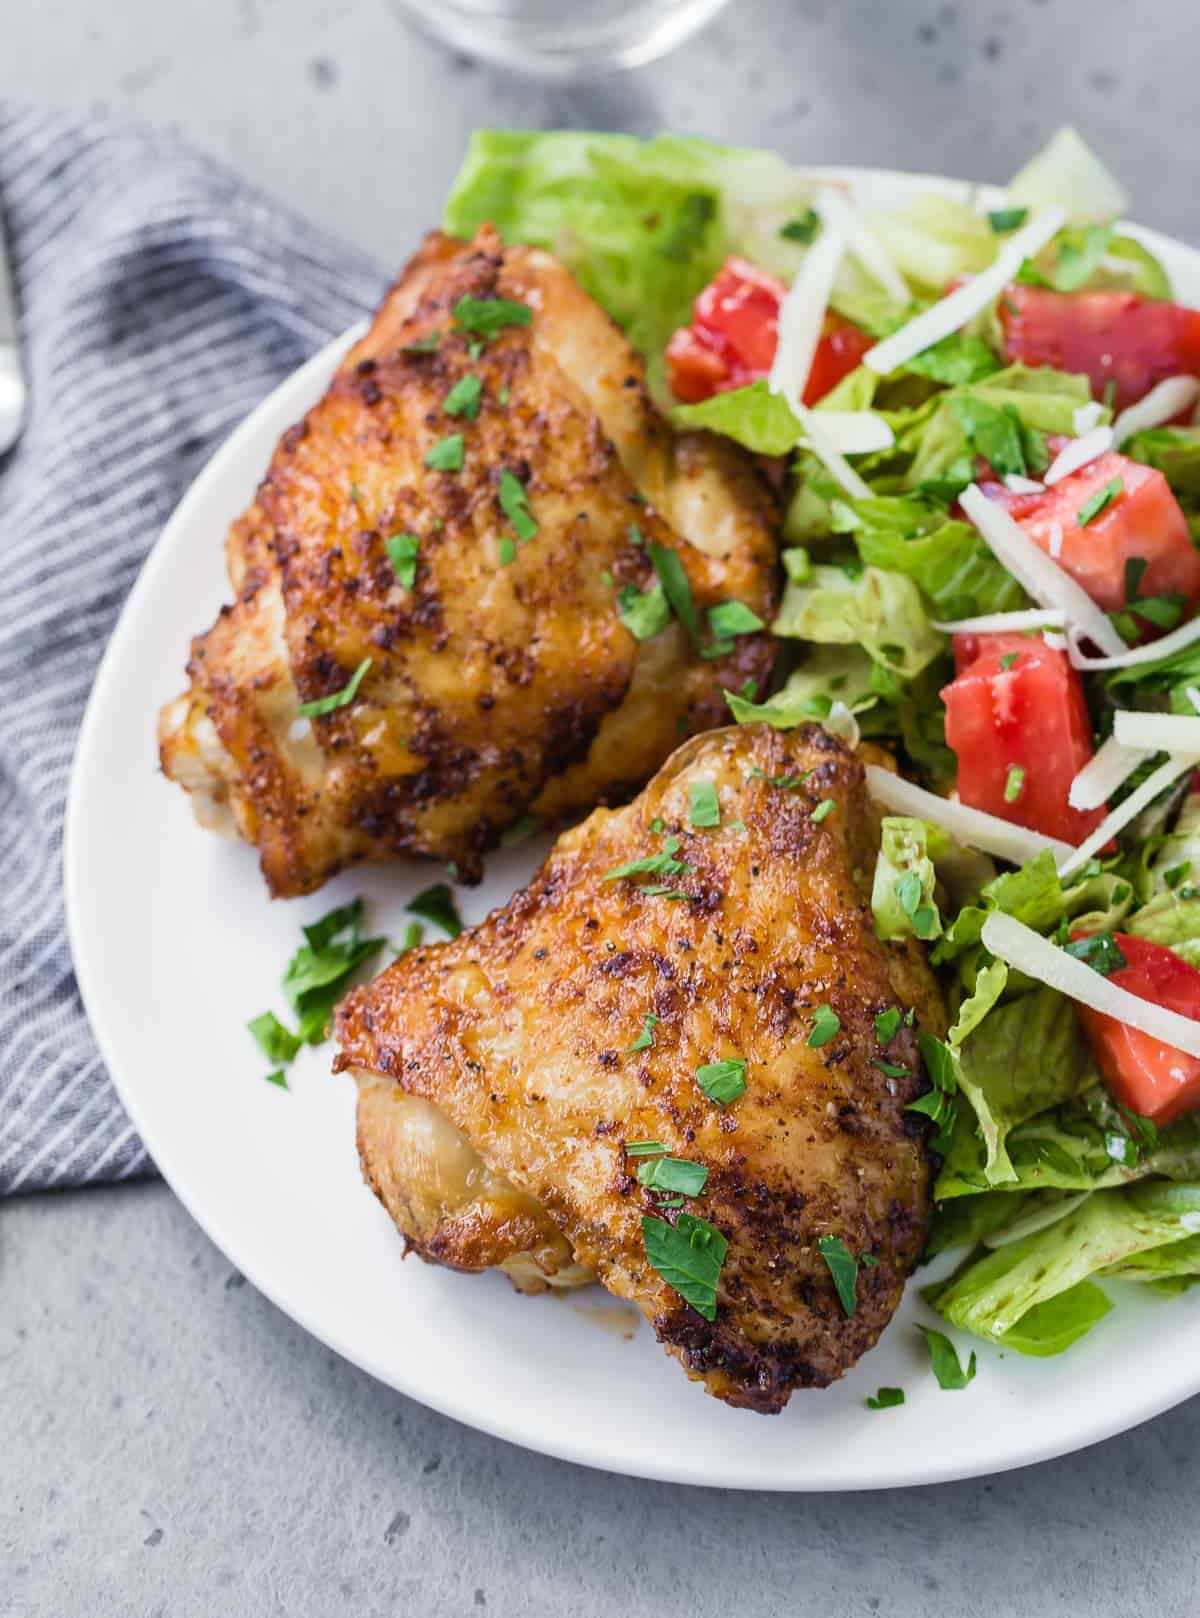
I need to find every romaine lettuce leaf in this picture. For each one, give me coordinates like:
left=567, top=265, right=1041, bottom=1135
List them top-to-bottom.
left=1006, top=126, right=1128, bottom=222
left=443, top=130, right=817, bottom=396
left=869, top=193, right=998, bottom=292
left=671, top=379, right=800, bottom=455
left=774, top=564, right=945, bottom=678
left=724, top=646, right=885, bottom=730
left=871, top=817, right=943, bottom=942
left=934, top=850, right=1134, bottom=962
left=1127, top=889, right=1200, bottom=966
left=925, top=1180, right=1200, bottom=1354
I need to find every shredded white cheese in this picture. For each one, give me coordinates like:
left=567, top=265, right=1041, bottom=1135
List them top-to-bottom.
left=817, top=188, right=910, bottom=305
left=768, top=196, right=848, bottom=416
left=862, top=205, right=1066, bottom=376
left=1112, top=375, right=1200, bottom=446
left=1073, top=401, right=1106, bottom=436
left=795, top=403, right=873, bottom=500
left=802, top=411, right=895, bottom=456
left=1043, top=426, right=1114, bottom=487
left=1004, top=473, right=1047, bottom=495
left=960, top=484, right=1127, bottom=657
left=1048, top=519, right=1064, bottom=560
left=931, top=608, right=1066, bottom=635
left=1067, top=612, right=1200, bottom=672
left=1112, top=710, right=1200, bottom=757
left=1068, top=734, right=1151, bottom=811
left=1058, top=755, right=1198, bottom=879
left=865, top=764, right=1076, bottom=868
left=982, top=911, right=1200, bottom=1058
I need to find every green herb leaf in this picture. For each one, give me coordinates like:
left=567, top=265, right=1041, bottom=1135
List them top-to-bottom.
left=988, top=206, right=1029, bottom=233
left=780, top=208, right=820, bottom=243
left=452, top=293, right=532, bottom=339
left=403, top=330, right=441, bottom=354
left=443, top=373, right=483, bottom=419
left=950, top=393, right=1027, bottom=479
left=425, top=433, right=465, bottom=472
left=498, top=468, right=538, bottom=542
left=1077, top=476, right=1123, bottom=526
left=385, top=531, right=420, bottom=589
left=497, top=536, right=516, bottom=566
left=648, top=541, right=702, bottom=647
left=617, top=581, right=671, bottom=641
left=707, top=600, right=765, bottom=639
left=999, top=651, right=1019, bottom=671
left=298, top=656, right=372, bottom=718
left=1003, top=764, right=1026, bottom=804
left=750, top=766, right=812, bottom=791
left=688, top=780, right=721, bottom=828
left=811, top=799, right=836, bottom=824
left=499, top=815, right=539, bottom=848
left=603, top=836, right=693, bottom=884
left=406, top=883, right=463, bottom=938
left=278, top=899, right=385, bottom=1048
left=395, top=920, right=424, bottom=956
left=1064, top=931, right=1128, bottom=976
left=808, top=1005, right=841, bottom=1048
left=875, top=1008, right=902, bottom=1044
left=247, top=1011, right=301, bottom=1065
left=625, top=1013, right=660, bottom=1053
left=871, top=1057, right=911, bottom=1078
left=695, top=1058, right=748, bottom=1106
left=263, top=1069, right=289, bottom=1089
left=626, top=1140, right=666, bottom=1157
left=637, top=1155, right=709, bottom=1196
left=642, top=1211, right=727, bottom=1321
left=817, top=1234, right=859, bottom=1316
left=917, top=1325, right=977, bottom=1390
left=866, top=1386, right=906, bottom=1410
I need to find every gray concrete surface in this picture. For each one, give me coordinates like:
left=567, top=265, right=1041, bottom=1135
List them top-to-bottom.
left=4, top=1, right=1200, bottom=1613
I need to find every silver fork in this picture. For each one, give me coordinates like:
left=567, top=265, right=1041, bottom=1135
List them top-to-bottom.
left=0, top=198, right=26, bottom=455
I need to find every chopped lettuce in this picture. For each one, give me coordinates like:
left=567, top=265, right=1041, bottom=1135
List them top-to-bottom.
left=1006, top=126, right=1128, bottom=222
left=443, top=130, right=817, bottom=397
left=869, top=193, right=997, bottom=293
left=671, top=379, right=801, bottom=455
left=774, top=564, right=945, bottom=679
left=725, top=645, right=885, bottom=730
left=872, top=818, right=943, bottom=943
left=934, top=850, right=1134, bottom=962
left=1127, top=889, right=1200, bottom=966
left=925, top=1180, right=1200, bottom=1354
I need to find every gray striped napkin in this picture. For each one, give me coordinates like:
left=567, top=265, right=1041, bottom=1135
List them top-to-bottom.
left=0, top=106, right=384, bottom=1193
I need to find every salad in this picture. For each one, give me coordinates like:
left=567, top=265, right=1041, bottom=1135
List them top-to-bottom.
left=444, top=127, right=1200, bottom=1364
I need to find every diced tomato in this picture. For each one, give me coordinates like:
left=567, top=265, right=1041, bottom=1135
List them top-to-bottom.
left=665, top=256, right=871, bottom=406
left=1000, top=286, right=1200, bottom=412
left=982, top=448, right=1200, bottom=616
left=941, top=632, right=1105, bottom=845
left=1071, top=932, right=1200, bottom=1124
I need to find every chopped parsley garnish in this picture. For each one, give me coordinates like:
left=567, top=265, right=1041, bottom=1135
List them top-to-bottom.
left=987, top=206, right=1029, bottom=233
left=780, top=208, right=820, bottom=243
left=451, top=293, right=532, bottom=339
left=403, top=331, right=441, bottom=354
left=442, top=373, right=483, bottom=419
left=498, top=385, right=510, bottom=406
left=950, top=393, right=1031, bottom=479
left=425, top=433, right=464, bottom=472
left=498, top=468, right=538, bottom=542
left=1077, top=475, right=1123, bottom=526
left=349, top=482, right=362, bottom=503
left=628, top=521, right=645, bottom=547
left=385, top=531, right=420, bottom=589
left=497, top=536, right=516, bottom=566
left=648, top=541, right=702, bottom=647
left=617, top=581, right=671, bottom=641
left=707, top=600, right=765, bottom=638
left=999, top=652, right=1019, bottom=671
left=298, top=656, right=371, bottom=718
left=1003, top=764, right=1026, bottom=804
left=750, top=766, right=812, bottom=791
left=688, top=780, right=721, bottom=828
left=810, top=799, right=836, bottom=824
left=499, top=815, right=539, bottom=848
left=649, top=817, right=666, bottom=834
left=602, top=835, right=693, bottom=884
left=895, top=870, right=939, bottom=939
left=406, top=883, right=463, bottom=939
left=259, top=897, right=386, bottom=1062
left=395, top=920, right=424, bottom=956
left=1064, top=931, right=1128, bottom=976
left=808, top=1005, right=840, bottom=1048
left=875, top=1008, right=902, bottom=1044
left=247, top=1011, right=301, bottom=1067
left=625, top=1013, right=660, bottom=1053
left=906, top=1032, right=959, bottom=1153
left=871, top=1057, right=911, bottom=1078
left=695, top=1058, right=747, bottom=1106
left=263, top=1069, right=288, bottom=1089
left=626, top=1140, right=666, bottom=1157
left=637, top=1155, right=709, bottom=1196
left=642, top=1211, right=727, bottom=1321
left=817, top=1234, right=859, bottom=1317
left=917, top=1325, right=977, bottom=1390
left=866, top=1386, right=906, bottom=1410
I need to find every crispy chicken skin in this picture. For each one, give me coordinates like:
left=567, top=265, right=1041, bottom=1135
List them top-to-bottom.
left=159, top=226, right=778, bottom=897
left=337, top=723, right=945, bottom=1413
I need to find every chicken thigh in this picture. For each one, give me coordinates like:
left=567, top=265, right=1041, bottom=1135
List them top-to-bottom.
left=159, top=226, right=778, bottom=896
left=337, top=723, right=945, bottom=1413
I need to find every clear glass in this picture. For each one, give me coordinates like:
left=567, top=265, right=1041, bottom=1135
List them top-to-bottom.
left=389, top=0, right=734, bottom=79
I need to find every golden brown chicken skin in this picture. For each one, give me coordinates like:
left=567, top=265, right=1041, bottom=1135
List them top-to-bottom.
left=159, top=226, right=778, bottom=897
left=337, top=723, right=945, bottom=1413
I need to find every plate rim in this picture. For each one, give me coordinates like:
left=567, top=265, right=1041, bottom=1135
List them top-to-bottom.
left=64, top=164, right=1200, bottom=1491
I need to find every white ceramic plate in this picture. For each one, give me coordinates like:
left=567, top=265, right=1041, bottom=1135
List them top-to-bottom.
left=66, top=168, right=1200, bottom=1490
